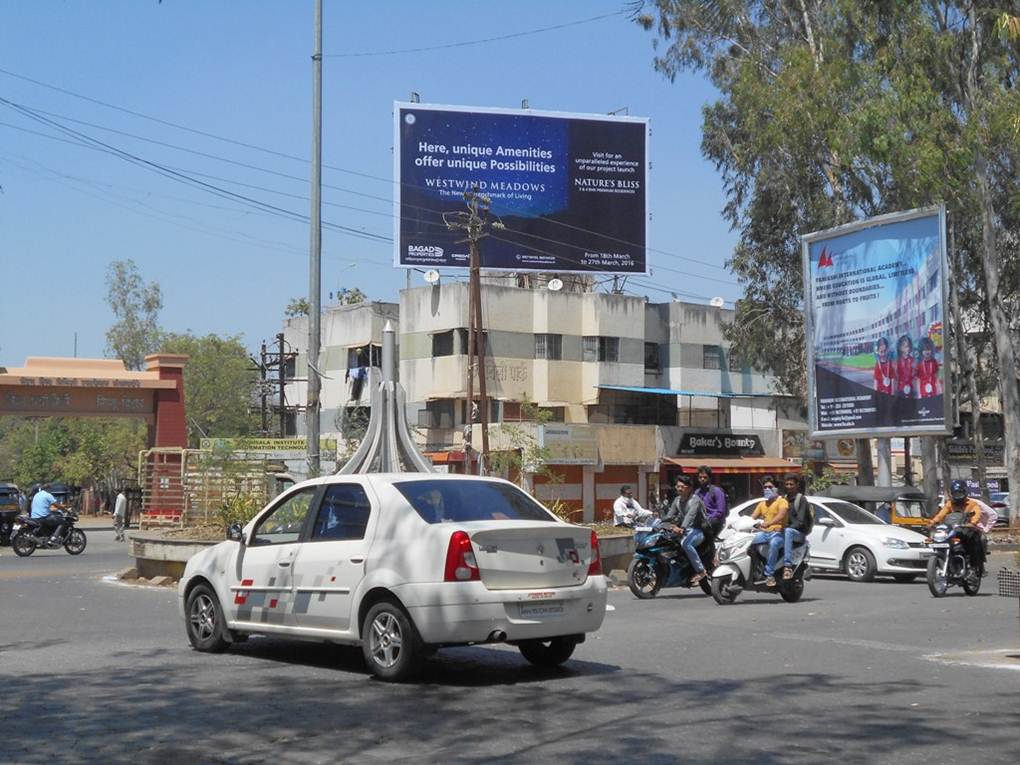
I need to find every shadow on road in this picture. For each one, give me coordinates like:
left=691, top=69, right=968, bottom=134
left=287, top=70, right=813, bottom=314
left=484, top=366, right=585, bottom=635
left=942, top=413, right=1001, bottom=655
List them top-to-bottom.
left=2, top=648, right=1012, bottom=765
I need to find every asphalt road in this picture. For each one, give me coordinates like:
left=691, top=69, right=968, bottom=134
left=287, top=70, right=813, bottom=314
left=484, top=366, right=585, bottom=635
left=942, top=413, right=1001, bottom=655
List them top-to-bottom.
left=1, top=527, right=1018, bottom=765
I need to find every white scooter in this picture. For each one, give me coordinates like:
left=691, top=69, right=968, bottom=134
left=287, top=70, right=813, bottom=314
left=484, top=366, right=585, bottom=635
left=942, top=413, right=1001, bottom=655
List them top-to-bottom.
left=710, top=516, right=810, bottom=604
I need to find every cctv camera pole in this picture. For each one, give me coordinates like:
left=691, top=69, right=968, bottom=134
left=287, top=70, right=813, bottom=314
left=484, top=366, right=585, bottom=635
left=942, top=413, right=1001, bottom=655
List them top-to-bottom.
left=305, top=0, right=323, bottom=476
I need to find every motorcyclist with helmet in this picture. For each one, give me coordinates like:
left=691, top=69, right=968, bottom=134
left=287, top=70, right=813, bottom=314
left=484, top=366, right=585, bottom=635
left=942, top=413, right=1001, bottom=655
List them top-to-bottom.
left=928, top=479, right=985, bottom=576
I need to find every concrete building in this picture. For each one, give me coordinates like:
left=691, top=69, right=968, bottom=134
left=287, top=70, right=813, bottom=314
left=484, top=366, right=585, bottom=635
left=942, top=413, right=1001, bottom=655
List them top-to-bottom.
left=282, top=283, right=807, bottom=518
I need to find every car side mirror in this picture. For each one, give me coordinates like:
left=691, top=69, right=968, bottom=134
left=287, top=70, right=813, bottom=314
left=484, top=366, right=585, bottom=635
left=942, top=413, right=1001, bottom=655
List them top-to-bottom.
left=816, top=517, right=835, bottom=527
left=227, top=523, right=245, bottom=543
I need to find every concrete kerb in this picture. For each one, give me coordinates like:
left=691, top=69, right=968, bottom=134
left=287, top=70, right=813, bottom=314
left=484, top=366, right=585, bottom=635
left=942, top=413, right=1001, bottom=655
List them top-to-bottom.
left=129, top=533, right=221, bottom=580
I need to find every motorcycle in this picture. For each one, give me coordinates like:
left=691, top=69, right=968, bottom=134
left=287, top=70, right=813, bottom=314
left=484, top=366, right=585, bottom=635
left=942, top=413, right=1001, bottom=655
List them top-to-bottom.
left=11, top=511, right=87, bottom=557
left=710, top=516, right=810, bottom=604
left=627, top=519, right=715, bottom=599
left=925, top=522, right=981, bottom=597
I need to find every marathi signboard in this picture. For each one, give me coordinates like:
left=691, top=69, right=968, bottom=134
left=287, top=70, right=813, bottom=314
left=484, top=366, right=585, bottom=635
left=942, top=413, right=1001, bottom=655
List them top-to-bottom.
left=394, top=102, right=649, bottom=274
left=802, top=206, right=951, bottom=437
left=538, top=424, right=599, bottom=465
left=677, top=432, right=765, bottom=457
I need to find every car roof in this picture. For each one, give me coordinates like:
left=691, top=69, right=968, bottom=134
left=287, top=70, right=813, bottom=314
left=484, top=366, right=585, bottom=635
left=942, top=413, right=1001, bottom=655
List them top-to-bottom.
left=291, top=473, right=512, bottom=489
left=825, top=485, right=928, bottom=502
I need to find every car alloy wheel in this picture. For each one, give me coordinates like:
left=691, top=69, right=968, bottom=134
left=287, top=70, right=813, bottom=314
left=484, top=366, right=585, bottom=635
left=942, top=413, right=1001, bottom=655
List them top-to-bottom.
left=844, top=546, right=876, bottom=582
left=185, top=584, right=230, bottom=652
left=191, top=593, right=218, bottom=642
left=368, top=611, right=404, bottom=670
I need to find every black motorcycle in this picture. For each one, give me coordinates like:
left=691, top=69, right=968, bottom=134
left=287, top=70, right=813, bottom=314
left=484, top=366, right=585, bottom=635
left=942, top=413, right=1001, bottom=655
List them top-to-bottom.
left=11, top=511, right=87, bottom=557
left=627, top=519, right=715, bottom=598
left=926, top=521, right=980, bottom=597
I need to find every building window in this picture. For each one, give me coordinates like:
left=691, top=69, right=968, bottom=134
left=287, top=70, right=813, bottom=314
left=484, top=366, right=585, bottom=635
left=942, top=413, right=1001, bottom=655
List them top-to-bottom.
left=432, top=330, right=454, bottom=357
left=535, top=333, right=563, bottom=360
left=585, top=336, right=619, bottom=363
left=644, top=342, right=660, bottom=371
left=347, top=344, right=381, bottom=369
left=703, top=345, right=722, bottom=370
left=727, top=349, right=744, bottom=372
left=283, top=355, right=296, bottom=379
left=419, top=399, right=455, bottom=429
left=501, top=401, right=523, bottom=421
left=539, top=406, right=565, bottom=422
left=283, top=411, right=298, bottom=436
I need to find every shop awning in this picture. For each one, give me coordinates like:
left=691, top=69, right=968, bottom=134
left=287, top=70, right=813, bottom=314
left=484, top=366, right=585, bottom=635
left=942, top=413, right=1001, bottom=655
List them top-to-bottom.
left=424, top=450, right=466, bottom=464
left=662, top=456, right=801, bottom=475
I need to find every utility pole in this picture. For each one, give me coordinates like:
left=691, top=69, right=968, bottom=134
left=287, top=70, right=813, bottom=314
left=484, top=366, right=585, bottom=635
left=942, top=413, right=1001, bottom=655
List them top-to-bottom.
left=306, top=0, right=323, bottom=476
left=444, top=187, right=502, bottom=473
left=278, top=333, right=288, bottom=439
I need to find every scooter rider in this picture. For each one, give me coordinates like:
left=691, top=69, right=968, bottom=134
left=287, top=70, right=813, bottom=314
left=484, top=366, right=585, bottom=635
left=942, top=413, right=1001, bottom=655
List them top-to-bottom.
left=781, top=473, right=813, bottom=582
left=664, top=475, right=710, bottom=586
left=750, top=475, right=789, bottom=588
left=929, top=479, right=985, bottom=576
left=30, top=483, right=68, bottom=543
left=613, top=485, right=655, bottom=528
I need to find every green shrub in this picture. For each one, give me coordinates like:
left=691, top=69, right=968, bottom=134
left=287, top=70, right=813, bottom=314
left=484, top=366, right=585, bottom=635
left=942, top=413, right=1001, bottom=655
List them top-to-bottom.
left=217, top=493, right=262, bottom=531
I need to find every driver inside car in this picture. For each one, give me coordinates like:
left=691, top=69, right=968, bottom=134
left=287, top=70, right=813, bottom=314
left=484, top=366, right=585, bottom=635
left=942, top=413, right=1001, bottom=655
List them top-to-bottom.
left=929, top=479, right=985, bottom=576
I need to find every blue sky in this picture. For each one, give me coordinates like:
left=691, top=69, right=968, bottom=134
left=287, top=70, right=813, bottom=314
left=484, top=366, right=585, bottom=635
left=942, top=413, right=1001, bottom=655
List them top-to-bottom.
left=0, top=1, right=738, bottom=364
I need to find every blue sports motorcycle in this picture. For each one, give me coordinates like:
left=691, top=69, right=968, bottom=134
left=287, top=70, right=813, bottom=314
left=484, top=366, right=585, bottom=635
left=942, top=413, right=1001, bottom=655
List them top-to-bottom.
left=627, top=519, right=715, bottom=598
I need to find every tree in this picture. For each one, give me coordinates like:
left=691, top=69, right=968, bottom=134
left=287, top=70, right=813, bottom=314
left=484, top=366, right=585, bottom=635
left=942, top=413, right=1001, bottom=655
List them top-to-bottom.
left=636, top=0, right=1020, bottom=517
left=105, top=259, right=163, bottom=370
left=285, top=297, right=310, bottom=317
left=160, top=332, right=259, bottom=446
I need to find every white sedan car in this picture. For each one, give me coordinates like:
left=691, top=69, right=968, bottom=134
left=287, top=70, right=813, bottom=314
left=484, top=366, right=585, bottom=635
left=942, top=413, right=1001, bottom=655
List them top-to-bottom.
left=179, top=474, right=607, bottom=681
left=727, top=496, right=932, bottom=582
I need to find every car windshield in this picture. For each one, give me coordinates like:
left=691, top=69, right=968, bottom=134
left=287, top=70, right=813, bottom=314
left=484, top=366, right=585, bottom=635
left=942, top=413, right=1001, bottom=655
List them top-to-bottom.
left=394, top=479, right=557, bottom=524
left=990, top=492, right=1007, bottom=503
left=825, top=500, right=884, bottom=525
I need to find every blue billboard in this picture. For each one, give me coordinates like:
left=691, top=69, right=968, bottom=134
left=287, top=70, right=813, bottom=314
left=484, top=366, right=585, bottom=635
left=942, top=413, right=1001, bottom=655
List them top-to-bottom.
left=394, top=103, right=649, bottom=274
left=802, top=207, right=951, bottom=437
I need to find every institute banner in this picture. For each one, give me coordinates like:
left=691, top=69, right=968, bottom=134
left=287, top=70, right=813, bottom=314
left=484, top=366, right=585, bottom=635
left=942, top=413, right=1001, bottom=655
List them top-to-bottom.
left=394, top=102, right=649, bottom=274
left=802, top=206, right=951, bottom=438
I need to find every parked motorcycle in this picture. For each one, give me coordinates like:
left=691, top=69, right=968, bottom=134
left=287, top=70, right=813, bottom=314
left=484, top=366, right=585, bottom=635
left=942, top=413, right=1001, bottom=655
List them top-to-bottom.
left=11, top=511, right=87, bottom=557
left=710, top=516, right=809, bottom=604
left=627, top=519, right=715, bottom=599
left=925, top=522, right=980, bottom=597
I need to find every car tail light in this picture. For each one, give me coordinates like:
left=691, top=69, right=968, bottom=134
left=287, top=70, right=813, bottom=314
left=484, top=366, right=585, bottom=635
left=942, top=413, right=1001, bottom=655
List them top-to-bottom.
left=444, top=530, right=480, bottom=582
left=587, top=530, right=602, bottom=576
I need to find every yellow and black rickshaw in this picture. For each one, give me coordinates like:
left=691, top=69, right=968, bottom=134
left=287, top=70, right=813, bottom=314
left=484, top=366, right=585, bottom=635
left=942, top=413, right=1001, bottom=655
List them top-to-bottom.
left=825, top=485, right=934, bottom=530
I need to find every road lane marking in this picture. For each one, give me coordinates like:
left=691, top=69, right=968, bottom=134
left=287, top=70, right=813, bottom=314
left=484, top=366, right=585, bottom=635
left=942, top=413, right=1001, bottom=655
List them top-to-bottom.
left=771, top=631, right=926, bottom=653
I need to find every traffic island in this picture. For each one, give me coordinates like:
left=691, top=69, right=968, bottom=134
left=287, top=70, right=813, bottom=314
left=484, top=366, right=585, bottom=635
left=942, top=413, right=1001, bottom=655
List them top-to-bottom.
left=129, top=530, right=222, bottom=580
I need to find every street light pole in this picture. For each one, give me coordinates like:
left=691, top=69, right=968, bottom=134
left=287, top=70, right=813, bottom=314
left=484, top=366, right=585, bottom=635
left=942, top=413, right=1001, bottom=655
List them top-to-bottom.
left=306, top=0, right=323, bottom=476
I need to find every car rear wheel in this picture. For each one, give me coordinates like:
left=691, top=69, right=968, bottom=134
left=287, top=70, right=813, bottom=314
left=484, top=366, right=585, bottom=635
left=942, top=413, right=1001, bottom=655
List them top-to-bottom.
left=844, top=546, right=877, bottom=582
left=185, top=584, right=230, bottom=652
left=361, top=599, right=425, bottom=682
left=518, top=636, right=577, bottom=667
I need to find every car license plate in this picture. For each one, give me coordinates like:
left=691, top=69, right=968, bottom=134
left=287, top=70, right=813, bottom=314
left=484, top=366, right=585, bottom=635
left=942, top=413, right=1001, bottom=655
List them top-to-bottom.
left=930, top=543, right=949, bottom=549
left=519, top=602, right=564, bottom=619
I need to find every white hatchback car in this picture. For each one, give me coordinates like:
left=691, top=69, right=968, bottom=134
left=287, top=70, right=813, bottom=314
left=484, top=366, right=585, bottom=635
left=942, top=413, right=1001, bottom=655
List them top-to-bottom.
left=179, top=474, right=607, bottom=681
left=727, top=496, right=932, bottom=582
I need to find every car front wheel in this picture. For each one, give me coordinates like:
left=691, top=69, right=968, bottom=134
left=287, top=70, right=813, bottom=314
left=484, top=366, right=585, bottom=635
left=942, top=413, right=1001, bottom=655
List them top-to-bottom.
left=844, top=546, right=877, bottom=582
left=185, top=583, right=230, bottom=652
left=361, top=600, right=425, bottom=682
left=518, top=636, right=577, bottom=667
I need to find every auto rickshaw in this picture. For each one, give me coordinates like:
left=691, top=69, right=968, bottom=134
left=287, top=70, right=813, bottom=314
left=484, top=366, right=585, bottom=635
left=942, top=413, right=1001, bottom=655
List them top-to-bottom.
left=826, top=485, right=934, bottom=530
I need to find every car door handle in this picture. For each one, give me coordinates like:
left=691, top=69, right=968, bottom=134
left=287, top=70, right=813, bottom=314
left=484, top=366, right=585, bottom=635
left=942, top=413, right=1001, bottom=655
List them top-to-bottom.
left=350, top=558, right=364, bottom=564
left=278, top=561, right=291, bottom=568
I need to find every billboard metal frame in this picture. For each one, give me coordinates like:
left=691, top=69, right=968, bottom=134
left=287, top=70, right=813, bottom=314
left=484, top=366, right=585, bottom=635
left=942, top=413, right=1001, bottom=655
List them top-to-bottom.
left=392, top=101, right=650, bottom=275
left=801, top=204, right=951, bottom=439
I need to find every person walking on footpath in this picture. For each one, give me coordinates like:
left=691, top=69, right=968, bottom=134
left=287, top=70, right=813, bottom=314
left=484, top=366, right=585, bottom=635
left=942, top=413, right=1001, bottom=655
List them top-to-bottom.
left=113, top=489, right=128, bottom=542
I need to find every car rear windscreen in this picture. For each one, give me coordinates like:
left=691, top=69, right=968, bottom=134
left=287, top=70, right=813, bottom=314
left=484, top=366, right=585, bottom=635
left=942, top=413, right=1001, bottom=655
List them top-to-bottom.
left=394, top=480, right=557, bottom=524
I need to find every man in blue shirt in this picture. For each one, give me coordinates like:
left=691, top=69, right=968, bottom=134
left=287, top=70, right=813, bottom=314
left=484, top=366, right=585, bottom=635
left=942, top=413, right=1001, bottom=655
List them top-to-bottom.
left=31, top=484, right=66, bottom=542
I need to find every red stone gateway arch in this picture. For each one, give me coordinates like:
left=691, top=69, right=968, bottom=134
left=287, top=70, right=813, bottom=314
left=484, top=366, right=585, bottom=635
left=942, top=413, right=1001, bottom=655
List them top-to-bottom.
left=0, top=355, right=188, bottom=519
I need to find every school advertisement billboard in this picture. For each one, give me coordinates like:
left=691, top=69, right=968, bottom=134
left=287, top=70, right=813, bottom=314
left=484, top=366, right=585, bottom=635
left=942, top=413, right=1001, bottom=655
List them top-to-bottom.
left=394, top=102, right=649, bottom=274
left=802, top=206, right=951, bottom=438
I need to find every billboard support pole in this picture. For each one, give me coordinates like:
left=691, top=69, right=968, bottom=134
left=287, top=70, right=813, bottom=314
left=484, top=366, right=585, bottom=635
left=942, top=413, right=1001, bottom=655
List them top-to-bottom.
left=305, top=0, right=323, bottom=477
left=921, top=436, right=939, bottom=515
left=877, top=439, right=892, bottom=487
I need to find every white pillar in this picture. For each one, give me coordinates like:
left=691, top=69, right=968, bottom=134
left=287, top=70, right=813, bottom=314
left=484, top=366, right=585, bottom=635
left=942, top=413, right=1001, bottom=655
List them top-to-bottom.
left=877, top=438, right=893, bottom=486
